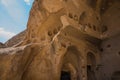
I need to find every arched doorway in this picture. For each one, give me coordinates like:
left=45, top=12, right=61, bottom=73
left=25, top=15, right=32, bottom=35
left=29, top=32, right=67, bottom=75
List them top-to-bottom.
left=60, top=46, right=81, bottom=80
left=87, top=52, right=96, bottom=80
left=60, top=63, right=76, bottom=80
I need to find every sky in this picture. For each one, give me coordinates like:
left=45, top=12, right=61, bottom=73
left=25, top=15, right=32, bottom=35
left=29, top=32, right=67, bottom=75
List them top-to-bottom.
left=0, top=0, right=34, bottom=43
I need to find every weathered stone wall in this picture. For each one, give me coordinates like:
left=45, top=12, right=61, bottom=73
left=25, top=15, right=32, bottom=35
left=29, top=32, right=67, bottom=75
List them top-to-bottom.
left=0, top=0, right=120, bottom=80
left=21, top=0, right=103, bottom=46
left=100, top=1, right=120, bottom=80
left=100, top=35, right=120, bottom=80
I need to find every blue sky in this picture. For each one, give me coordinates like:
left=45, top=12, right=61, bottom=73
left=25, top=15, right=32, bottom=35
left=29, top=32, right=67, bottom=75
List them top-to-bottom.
left=0, top=0, right=34, bottom=43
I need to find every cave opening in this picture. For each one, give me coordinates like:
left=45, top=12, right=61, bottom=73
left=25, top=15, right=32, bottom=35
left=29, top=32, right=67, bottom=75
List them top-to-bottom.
left=60, top=46, right=81, bottom=80
left=61, top=71, right=71, bottom=80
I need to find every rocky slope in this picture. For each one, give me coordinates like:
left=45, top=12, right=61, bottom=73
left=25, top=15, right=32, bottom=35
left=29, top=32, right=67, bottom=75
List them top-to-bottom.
left=5, top=30, right=26, bottom=47
left=0, top=42, right=6, bottom=48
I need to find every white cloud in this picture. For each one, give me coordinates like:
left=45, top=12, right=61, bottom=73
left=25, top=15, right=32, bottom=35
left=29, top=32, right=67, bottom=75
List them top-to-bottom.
left=24, top=0, right=31, bottom=5
left=0, top=27, right=16, bottom=39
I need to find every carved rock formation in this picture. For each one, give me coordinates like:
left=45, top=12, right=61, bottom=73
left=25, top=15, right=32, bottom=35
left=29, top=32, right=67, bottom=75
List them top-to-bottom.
left=0, top=0, right=120, bottom=80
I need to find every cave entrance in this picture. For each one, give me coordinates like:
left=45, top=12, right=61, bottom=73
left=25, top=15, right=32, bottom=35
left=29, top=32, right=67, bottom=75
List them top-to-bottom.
left=60, top=46, right=81, bottom=80
left=87, top=52, right=96, bottom=80
left=61, top=71, right=71, bottom=80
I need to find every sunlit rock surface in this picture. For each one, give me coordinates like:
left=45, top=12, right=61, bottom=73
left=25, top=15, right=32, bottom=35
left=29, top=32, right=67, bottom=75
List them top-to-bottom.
left=0, top=0, right=120, bottom=80
left=5, top=30, right=26, bottom=47
left=0, top=42, right=6, bottom=48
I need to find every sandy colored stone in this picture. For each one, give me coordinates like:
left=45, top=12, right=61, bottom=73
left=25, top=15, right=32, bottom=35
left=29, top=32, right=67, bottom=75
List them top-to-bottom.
left=0, top=0, right=120, bottom=80
left=5, top=30, right=26, bottom=47
left=0, top=42, right=6, bottom=48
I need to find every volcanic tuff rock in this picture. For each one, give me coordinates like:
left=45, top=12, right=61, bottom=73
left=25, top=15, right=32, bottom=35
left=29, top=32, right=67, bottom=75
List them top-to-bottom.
left=0, top=0, right=120, bottom=80
left=5, top=30, right=26, bottom=47
left=0, top=42, right=6, bottom=48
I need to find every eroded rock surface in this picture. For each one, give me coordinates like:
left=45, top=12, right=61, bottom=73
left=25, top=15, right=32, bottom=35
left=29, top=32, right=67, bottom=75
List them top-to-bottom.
left=0, top=0, right=120, bottom=80
left=5, top=30, right=26, bottom=47
left=0, top=42, right=6, bottom=48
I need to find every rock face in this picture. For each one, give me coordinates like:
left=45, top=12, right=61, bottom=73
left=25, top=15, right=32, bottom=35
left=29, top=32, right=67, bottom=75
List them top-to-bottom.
left=0, top=0, right=120, bottom=80
left=5, top=30, right=26, bottom=47
left=0, top=42, right=6, bottom=48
